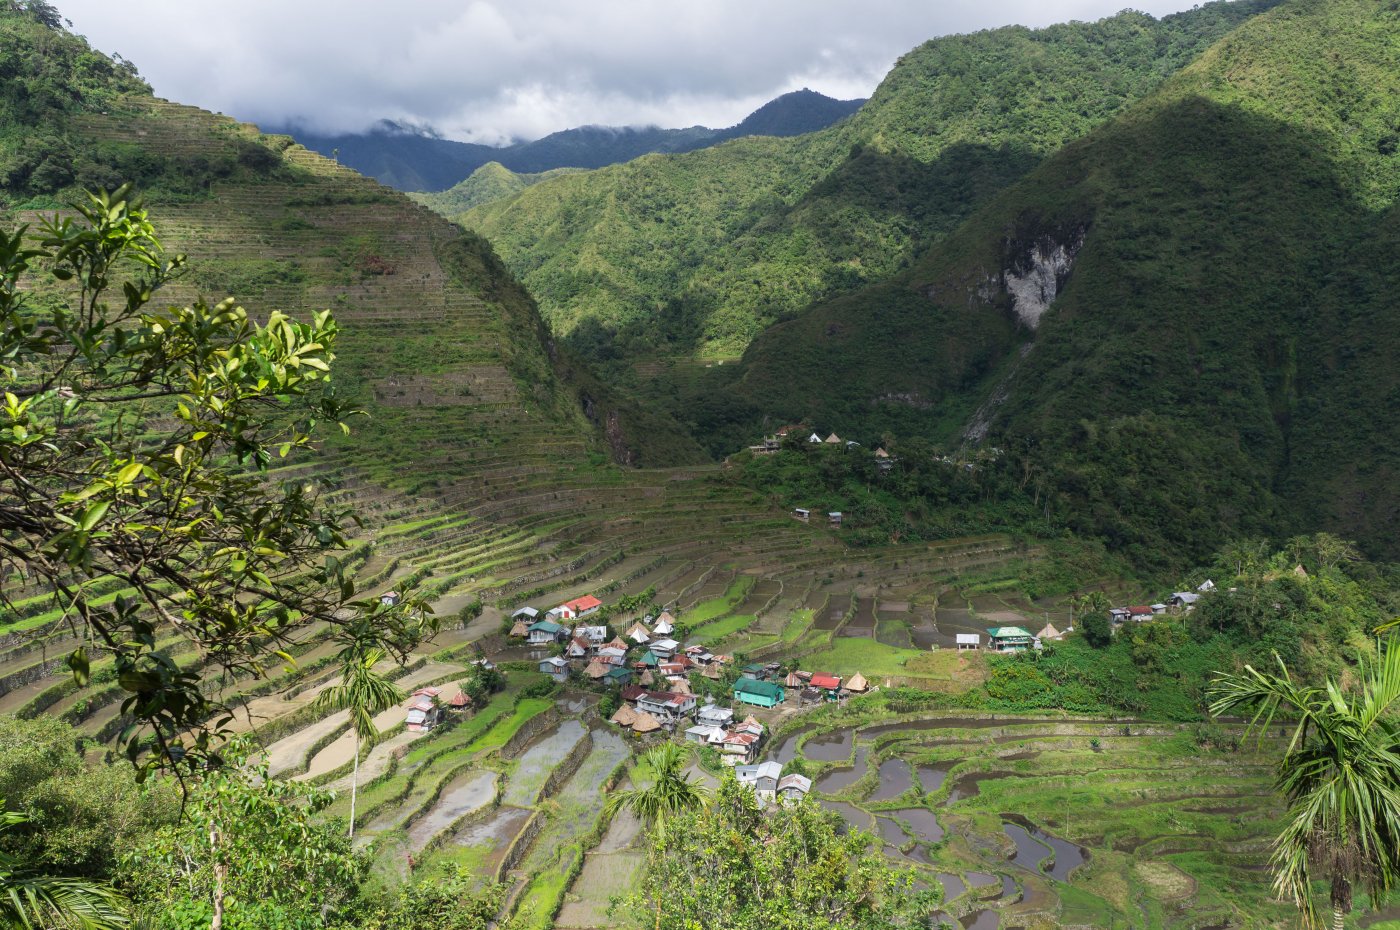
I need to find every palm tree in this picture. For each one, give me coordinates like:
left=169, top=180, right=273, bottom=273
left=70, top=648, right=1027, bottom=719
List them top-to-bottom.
left=314, top=645, right=405, bottom=838
left=1209, top=647, right=1400, bottom=930
left=604, top=743, right=708, bottom=841
left=0, top=802, right=128, bottom=929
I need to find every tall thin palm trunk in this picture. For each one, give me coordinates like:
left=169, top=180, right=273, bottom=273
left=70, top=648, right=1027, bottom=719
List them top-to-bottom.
left=349, top=729, right=360, bottom=839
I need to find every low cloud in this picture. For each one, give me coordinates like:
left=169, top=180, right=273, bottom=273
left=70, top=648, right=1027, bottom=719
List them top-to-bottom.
left=59, top=0, right=1201, bottom=143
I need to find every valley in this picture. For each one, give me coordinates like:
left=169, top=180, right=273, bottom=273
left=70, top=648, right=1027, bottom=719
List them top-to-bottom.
left=3, top=2, right=1400, bottom=929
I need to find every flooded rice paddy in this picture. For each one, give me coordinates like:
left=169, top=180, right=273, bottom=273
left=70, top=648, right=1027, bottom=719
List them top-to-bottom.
left=783, top=711, right=1121, bottom=926
left=500, top=718, right=586, bottom=806
left=406, top=770, right=497, bottom=852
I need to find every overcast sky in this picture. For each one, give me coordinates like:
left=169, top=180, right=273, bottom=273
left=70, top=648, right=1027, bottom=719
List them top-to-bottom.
left=57, top=0, right=1203, bottom=144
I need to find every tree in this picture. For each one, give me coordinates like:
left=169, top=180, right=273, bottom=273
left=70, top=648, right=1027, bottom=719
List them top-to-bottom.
left=0, top=187, right=431, bottom=777
left=1080, top=612, right=1113, bottom=648
left=314, top=637, right=406, bottom=839
left=1208, top=648, right=1400, bottom=930
left=119, top=741, right=360, bottom=930
left=603, top=743, right=707, bottom=841
left=619, top=774, right=936, bottom=930
left=0, top=799, right=128, bottom=930
left=344, top=867, right=501, bottom=930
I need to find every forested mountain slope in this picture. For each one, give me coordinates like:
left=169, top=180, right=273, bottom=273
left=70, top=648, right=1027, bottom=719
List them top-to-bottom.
left=459, top=0, right=1280, bottom=364
left=718, top=0, right=1400, bottom=567
left=0, top=6, right=703, bottom=473
left=407, top=162, right=582, bottom=216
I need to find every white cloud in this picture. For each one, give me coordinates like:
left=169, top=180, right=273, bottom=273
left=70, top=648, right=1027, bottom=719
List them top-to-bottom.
left=57, top=0, right=1205, bottom=142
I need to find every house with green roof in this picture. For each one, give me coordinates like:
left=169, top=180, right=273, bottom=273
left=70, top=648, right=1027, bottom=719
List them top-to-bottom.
left=527, top=619, right=566, bottom=645
left=986, top=626, right=1035, bottom=653
left=604, top=666, right=633, bottom=686
left=734, top=677, right=784, bottom=708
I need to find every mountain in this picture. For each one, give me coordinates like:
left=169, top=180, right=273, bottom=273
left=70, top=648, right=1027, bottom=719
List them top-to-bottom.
left=458, top=0, right=1282, bottom=368
left=713, top=0, right=1400, bottom=567
left=0, top=7, right=702, bottom=474
left=281, top=89, right=863, bottom=192
left=407, top=162, right=582, bottom=215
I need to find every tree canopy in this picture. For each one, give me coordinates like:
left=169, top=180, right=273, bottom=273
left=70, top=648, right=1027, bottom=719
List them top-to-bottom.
left=0, top=188, right=431, bottom=777
left=620, top=774, right=936, bottom=930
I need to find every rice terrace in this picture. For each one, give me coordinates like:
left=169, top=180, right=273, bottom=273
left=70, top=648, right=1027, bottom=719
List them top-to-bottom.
left=3, top=2, right=1400, bottom=930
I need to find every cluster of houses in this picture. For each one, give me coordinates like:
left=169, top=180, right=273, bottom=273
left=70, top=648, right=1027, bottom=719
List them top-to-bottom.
left=747, top=426, right=897, bottom=472
left=955, top=580, right=1221, bottom=655
left=1108, top=580, right=1214, bottom=626
left=954, top=622, right=1068, bottom=654
left=403, top=684, right=472, bottom=732
left=733, top=760, right=812, bottom=806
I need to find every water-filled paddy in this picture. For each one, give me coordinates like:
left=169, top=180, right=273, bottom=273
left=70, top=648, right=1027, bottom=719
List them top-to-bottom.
left=867, top=757, right=913, bottom=801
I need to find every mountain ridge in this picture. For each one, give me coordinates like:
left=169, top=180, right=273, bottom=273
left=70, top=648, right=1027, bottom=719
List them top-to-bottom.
left=457, top=0, right=1284, bottom=368
left=281, top=88, right=864, bottom=192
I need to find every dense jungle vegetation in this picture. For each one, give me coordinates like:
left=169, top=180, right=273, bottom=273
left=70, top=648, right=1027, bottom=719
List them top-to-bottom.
left=458, top=0, right=1282, bottom=362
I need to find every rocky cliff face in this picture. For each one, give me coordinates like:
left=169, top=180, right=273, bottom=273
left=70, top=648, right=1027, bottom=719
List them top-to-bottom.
left=1003, top=231, right=1084, bottom=329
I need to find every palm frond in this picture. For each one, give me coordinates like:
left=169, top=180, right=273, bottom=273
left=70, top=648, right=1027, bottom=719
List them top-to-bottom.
left=0, top=872, right=129, bottom=930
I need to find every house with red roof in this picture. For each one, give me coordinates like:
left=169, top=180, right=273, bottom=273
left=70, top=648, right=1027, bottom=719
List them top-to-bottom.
left=562, top=595, right=602, bottom=619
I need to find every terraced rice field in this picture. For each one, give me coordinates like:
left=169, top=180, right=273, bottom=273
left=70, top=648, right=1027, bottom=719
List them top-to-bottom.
left=2, top=86, right=1325, bottom=930
left=768, top=710, right=1308, bottom=929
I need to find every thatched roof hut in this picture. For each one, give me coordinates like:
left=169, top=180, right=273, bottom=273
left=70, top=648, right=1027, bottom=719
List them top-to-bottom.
left=846, top=672, right=869, bottom=693
left=611, top=705, right=639, bottom=727
left=632, top=712, right=663, bottom=734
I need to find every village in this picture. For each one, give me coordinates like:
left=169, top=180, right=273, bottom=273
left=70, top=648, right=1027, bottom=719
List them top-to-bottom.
left=388, top=575, right=1224, bottom=813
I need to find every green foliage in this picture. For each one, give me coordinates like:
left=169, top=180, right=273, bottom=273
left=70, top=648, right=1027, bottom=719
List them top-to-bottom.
left=713, top=0, right=1400, bottom=567
left=463, top=1, right=1279, bottom=370
left=408, top=163, right=581, bottom=214
left=0, top=189, right=433, bottom=774
left=725, top=442, right=1060, bottom=545
left=981, top=535, right=1398, bottom=720
left=1080, top=613, right=1112, bottom=649
left=1208, top=644, right=1400, bottom=927
left=0, top=716, right=176, bottom=879
left=119, top=741, right=362, bottom=930
left=603, top=743, right=708, bottom=835
left=621, top=774, right=936, bottom=929
left=0, top=796, right=130, bottom=930
left=336, top=867, right=501, bottom=930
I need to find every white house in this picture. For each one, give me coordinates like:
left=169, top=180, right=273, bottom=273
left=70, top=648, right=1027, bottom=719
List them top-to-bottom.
left=512, top=606, right=540, bottom=621
left=574, top=624, right=609, bottom=645
left=955, top=633, right=980, bottom=651
left=650, top=638, right=680, bottom=660
left=539, top=657, right=569, bottom=682
left=405, top=687, right=443, bottom=731
left=635, top=691, right=696, bottom=724
left=697, top=704, right=734, bottom=729
left=684, top=724, right=724, bottom=745
left=734, top=761, right=783, bottom=799
left=777, top=773, right=812, bottom=803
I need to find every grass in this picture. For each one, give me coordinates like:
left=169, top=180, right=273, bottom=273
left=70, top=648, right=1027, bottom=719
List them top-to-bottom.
left=682, top=575, right=754, bottom=625
left=690, top=613, right=756, bottom=643
left=801, top=637, right=926, bottom=678
left=468, top=697, right=554, bottom=753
